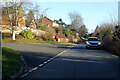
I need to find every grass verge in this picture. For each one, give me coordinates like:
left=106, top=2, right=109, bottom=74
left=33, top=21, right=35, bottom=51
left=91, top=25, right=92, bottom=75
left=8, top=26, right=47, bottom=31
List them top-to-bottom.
left=2, top=33, right=77, bottom=45
left=3, top=38, right=76, bottom=45
left=2, top=47, right=22, bottom=79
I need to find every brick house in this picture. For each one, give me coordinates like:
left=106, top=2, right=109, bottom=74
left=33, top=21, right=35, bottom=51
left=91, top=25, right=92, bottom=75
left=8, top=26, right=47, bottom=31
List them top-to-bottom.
left=1, top=7, right=26, bottom=27
left=41, top=15, right=59, bottom=28
left=55, top=34, right=69, bottom=42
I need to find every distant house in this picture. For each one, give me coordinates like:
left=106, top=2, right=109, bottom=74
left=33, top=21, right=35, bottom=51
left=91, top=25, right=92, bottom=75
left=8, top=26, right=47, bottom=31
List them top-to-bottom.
left=1, top=7, right=26, bottom=27
left=41, top=15, right=59, bottom=28
left=55, top=34, right=69, bottom=42
left=55, top=34, right=79, bottom=43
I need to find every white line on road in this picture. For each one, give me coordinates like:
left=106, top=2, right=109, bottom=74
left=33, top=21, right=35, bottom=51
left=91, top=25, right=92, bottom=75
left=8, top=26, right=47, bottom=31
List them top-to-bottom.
left=21, top=45, right=74, bottom=78
left=47, top=59, right=51, bottom=62
left=43, top=61, right=47, bottom=64
left=39, top=64, right=43, bottom=67
left=32, top=67, right=38, bottom=71
left=29, top=69, right=33, bottom=73
left=21, top=73, right=29, bottom=78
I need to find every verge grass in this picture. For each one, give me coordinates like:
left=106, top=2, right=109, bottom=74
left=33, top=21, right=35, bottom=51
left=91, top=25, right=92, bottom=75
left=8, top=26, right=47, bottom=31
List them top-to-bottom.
left=2, top=47, right=22, bottom=79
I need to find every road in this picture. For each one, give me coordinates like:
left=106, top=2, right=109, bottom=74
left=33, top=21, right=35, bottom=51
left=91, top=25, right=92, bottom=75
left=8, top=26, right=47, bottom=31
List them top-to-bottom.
left=2, top=43, right=120, bottom=79
left=2, top=43, right=72, bottom=69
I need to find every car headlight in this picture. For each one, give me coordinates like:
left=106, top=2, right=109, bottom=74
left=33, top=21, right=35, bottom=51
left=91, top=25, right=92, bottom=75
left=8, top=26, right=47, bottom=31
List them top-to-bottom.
left=86, top=42, right=90, bottom=45
left=98, top=42, right=101, bottom=45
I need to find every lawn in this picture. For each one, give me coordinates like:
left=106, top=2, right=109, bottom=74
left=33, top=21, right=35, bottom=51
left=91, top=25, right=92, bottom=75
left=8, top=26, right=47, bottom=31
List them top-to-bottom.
left=2, top=33, right=77, bottom=44
left=3, top=37, right=76, bottom=45
left=2, top=47, right=22, bottom=79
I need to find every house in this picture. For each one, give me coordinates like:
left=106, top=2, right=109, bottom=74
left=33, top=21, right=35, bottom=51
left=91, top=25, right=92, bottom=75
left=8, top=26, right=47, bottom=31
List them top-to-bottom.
left=1, top=7, right=26, bottom=27
left=41, top=15, right=59, bottom=28
left=55, top=33, right=79, bottom=43
left=55, top=34, right=69, bottom=42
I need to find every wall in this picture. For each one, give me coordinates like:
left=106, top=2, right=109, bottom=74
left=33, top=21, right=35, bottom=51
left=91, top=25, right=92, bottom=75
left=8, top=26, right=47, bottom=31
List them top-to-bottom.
left=42, top=16, right=53, bottom=28
left=58, top=38, right=69, bottom=42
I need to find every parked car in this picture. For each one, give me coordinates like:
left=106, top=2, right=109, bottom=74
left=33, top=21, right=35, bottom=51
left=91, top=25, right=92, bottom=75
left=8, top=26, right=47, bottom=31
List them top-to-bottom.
left=86, top=37, right=101, bottom=49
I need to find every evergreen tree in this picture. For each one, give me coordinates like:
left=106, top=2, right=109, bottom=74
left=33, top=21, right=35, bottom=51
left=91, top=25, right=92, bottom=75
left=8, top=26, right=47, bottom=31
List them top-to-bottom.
left=26, top=10, right=34, bottom=27
left=79, top=25, right=88, bottom=37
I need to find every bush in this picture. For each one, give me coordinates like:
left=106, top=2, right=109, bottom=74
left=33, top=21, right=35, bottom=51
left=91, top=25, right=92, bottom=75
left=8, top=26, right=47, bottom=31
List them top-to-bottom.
left=36, top=24, right=48, bottom=31
left=41, top=28, right=56, bottom=41
left=22, top=30, right=34, bottom=39
left=2, top=33, right=12, bottom=39
left=41, top=34, right=54, bottom=41
left=35, top=36, right=43, bottom=41
left=102, top=36, right=120, bottom=56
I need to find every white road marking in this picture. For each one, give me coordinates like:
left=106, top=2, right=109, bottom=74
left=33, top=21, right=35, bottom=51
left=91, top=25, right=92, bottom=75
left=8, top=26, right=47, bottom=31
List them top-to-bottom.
left=21, top=45, right=74, bottom=78
left=47, top=59, right=51, bottom=62
left=44, top=61, right=47, bottom=64
left=39, top=64, right=43, bottom=67
left=32, top=67, right=38, bottom=71
left=29, top=69, right=33, bottom=73
left=21, top=73, right=29, bottom=77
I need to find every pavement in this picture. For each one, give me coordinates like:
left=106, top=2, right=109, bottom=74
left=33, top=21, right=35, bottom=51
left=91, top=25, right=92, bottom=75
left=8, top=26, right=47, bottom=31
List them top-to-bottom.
left=2, top=43, right=120, bottom=80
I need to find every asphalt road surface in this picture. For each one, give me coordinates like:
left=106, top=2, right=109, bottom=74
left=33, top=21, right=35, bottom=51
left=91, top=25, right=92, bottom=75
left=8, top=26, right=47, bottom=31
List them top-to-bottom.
left=2, top=43, right=120, bottom=80
left=2, top=43, right=72, bottom=69
left=23, top=44, right=119, bottom=80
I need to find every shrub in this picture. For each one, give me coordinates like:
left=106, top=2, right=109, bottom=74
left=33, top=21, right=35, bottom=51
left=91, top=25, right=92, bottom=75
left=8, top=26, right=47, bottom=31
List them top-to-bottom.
left=36, top=23, right=48, bottom=31
left=41, top=28, right=56, bottom=41
left=22, top=30, right=34, bottom=39
left=2, top=33, right=12, bottom=39
left=41, top=34, right=53, bottom=41
left=35, top=36, right=43, bottom=41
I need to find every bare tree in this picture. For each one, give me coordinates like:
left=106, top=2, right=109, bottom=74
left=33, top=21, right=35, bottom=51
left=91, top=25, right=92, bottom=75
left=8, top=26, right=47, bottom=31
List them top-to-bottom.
left=1, top=0, right=32, bottom=40
left=35, top=5, right=49, bottom=26
left=68, top=11, right=83, bottom=32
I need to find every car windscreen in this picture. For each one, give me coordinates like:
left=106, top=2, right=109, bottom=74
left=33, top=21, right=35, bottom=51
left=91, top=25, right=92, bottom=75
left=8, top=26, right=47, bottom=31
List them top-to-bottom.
left=88, top=38, right=98, bottom=41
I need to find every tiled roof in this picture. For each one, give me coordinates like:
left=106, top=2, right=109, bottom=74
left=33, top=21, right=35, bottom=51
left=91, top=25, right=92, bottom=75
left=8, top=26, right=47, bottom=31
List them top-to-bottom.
left=44, top=16, right=53, bottom=22
left=57, top=34, right=67, bottom=38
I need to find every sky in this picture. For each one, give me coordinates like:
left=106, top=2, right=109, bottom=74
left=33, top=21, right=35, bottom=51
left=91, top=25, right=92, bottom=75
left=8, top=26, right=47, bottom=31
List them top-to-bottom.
left=34, top=2, right=118, bottom=33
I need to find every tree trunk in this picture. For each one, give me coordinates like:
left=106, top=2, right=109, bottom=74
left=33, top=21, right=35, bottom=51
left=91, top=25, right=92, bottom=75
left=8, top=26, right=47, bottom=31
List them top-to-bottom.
left=12, top=31, right=15, bottom=40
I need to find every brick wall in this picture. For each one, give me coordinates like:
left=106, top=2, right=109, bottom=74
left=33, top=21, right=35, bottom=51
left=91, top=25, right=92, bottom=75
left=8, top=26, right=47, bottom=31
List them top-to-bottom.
left=41, top=15, right=53, bottom=28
